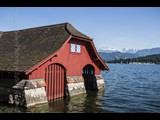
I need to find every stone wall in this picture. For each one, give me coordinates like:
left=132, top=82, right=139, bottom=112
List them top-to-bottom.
left=66, top=75, right=105, bottom=97
left=95, top=75, right=105, bottom=90
left=66, top=76, right=86, bottom=96
left=8, top=78, right=48, bottom=107
left=24, top=87, right=48, bottom=107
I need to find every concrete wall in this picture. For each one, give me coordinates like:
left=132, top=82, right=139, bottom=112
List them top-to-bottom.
left=66, top=75, right=105, bottom=97
left=95, top=75, right=105, bottom=90
left=66, top=76, right=86, bottom=96
left=8, top=78, right=48, bottom=107
left=24, top=87, right=48, bottom=107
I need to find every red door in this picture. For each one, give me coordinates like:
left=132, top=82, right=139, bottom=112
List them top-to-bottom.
left=45, top=63, right=66, bottom=100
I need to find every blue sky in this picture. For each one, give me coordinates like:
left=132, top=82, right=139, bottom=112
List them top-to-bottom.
left=0, top=7, right=160, bottom=50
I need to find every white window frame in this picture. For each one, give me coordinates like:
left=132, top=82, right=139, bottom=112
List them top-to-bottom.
left=70, top=44, right=81, bottom=53
left=71, top=44, right=76, bottom=52
left=76, top=45, right=81, bottom=53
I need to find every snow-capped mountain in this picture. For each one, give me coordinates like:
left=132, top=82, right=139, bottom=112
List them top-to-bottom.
left=98, top=47, right=139, bottom=53
left=98, top=47, right=120, bottom=53
left=98, top=47, right=160, bottom=61
left=120, top=48, right=139, bottom=53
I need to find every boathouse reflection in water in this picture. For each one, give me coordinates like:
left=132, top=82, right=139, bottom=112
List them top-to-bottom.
left=28, top=90, right=105, bottom=113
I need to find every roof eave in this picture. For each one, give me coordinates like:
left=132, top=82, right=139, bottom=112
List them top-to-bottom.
left=71, top=35, right=93, bottom=41
left=102, top=66, right=110, bottom=71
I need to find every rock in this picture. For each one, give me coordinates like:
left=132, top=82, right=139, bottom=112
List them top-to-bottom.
left=9, top=94, right=14, bottom=104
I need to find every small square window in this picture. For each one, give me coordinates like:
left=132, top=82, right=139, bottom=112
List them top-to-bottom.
left=70, top=43, right=81, bottom=53
left=71, top=44, right=76, bottom=52
left=76, top=45, right=81, bottom=53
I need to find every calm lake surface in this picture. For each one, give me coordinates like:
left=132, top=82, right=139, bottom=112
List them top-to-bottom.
left=0, top=63, right=160, bottom=113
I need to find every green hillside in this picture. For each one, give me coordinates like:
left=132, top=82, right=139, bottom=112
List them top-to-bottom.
left=106, top=54, right=160, bottom=64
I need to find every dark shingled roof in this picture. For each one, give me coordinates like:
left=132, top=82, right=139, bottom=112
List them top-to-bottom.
left=0, top=22, right=91, bottom=72
left=0, top=32, right=3, bottom=39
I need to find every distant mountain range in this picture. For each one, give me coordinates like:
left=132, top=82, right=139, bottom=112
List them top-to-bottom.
left=98, top=47, right=160, bottom=61
left=98, top=47, right=139, bottom=53
left=136, top=48, right=160, bottom=56
left=107, top=54, right=160, bottom=64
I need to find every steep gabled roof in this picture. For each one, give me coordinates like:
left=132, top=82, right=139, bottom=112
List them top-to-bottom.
left=0, top=22, right=91, bottom=72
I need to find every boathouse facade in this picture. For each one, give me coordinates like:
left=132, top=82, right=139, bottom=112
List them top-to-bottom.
left=0, top=23, right=109, bottom=107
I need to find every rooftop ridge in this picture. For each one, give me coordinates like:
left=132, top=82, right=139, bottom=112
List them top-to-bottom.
left=2, top=22, right=91, bottom=39
left=3, top=22, right=68, bottom=33
left=65, top=23, right=72, bottom=35
left=66, top=23, right=91, bottom=39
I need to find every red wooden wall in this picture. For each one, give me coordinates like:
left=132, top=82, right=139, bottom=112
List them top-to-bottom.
left=28, top=38, right=101, bottom=79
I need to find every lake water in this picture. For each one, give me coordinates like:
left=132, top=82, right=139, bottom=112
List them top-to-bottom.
left=0, top=63, right=160, bottom=113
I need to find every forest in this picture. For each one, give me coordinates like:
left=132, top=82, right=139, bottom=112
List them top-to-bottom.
left=105, top=54, right=160, bottom=64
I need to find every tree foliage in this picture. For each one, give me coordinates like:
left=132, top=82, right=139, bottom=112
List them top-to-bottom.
left=105, top=54, right=160, bottom=64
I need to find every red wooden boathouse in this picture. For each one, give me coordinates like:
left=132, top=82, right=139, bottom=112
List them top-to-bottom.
left=0, top=23, right=109, bottom=106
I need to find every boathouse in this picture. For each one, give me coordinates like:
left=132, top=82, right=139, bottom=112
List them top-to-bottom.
left=0, top=22, right=109, bottom=107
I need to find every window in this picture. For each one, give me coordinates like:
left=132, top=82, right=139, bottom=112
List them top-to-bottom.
left=70, top=44, right=81, bottom=53
left=71, top=44, right=76, bottom=52
left=76, top=45, right=81, bottom=53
